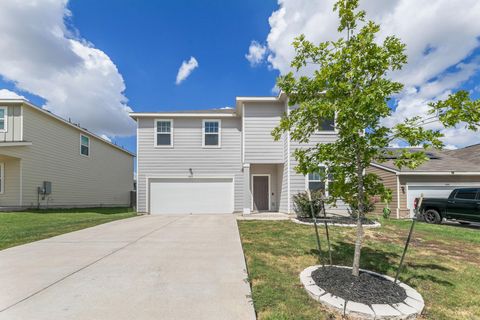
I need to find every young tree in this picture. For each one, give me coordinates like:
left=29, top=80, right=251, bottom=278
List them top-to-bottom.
left=272, top=0, right=480, bottom=276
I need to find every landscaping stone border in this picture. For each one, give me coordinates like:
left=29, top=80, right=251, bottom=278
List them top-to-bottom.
left=291, top=218, right=381, bottom=228
left=300, top=265, right=424, bottom=319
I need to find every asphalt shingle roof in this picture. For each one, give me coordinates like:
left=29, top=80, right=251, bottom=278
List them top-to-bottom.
left=444, top=143, right=480, bottom=165
left=373, top=148, right=480, bottom=172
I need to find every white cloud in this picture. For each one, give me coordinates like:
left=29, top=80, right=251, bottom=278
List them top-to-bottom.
left=0, top=0, right=135, bottom=137
left=261, top=0, right=480, bottom=147
left=245, top=41, right=267, bottom=66
left=175, top=57, right=199, bottom=85
left=0, top=89, right=25, bottom=99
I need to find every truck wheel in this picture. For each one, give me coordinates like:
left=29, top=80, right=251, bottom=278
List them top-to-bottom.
left=424, top=209, right=441, bottom=224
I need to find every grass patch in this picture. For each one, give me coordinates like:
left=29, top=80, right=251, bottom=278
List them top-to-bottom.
left=0, top=207, right=136, bottom=250
left=238, top=218, right=480, bottom=320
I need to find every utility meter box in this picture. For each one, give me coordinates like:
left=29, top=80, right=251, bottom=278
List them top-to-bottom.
left=43, top=181, right=52, bottom=195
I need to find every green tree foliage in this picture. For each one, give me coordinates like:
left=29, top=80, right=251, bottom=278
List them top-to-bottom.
left=272, top=0, right=480, bottom=276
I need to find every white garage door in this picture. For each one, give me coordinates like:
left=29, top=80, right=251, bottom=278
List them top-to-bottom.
left=149, top=178, right=234, bottom=214
left=407, top=185, right=459, bottom=217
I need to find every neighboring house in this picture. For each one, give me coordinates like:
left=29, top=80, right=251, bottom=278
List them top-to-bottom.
left=131, top=93, right=344, bottom=215
left=0, top=99, right=135, bottom=209
left=369, top=148, right=480, bottom=218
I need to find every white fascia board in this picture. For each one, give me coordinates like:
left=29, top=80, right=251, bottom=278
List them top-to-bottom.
left=235, top=97, right=279, bottom=103
left=129, top=112, right=237, bottom=119
left=370, top=162, right=399, bottom=173
left=371, top=162, right=480, bottom=176
left=397, top=171, right=480, bottom=176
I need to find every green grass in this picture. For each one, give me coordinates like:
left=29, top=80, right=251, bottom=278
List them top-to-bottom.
left=0, top=207, right=136, bottom=250
left=238, top=218, right=480, bottom=320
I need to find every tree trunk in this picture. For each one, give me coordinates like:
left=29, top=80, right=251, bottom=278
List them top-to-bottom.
left=352, top=153, right=365, bottom=277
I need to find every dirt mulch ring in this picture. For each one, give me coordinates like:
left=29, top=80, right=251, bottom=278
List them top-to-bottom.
left=296, top=216, right=378, bottom=226
left=311, top=266, right=407, bottom=305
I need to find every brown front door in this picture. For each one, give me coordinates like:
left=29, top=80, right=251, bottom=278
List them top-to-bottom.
left=253, top=176, right=269, bottom=211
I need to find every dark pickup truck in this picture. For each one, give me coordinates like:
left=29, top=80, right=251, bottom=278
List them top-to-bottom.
left=416, top=188, right=480, bottom=224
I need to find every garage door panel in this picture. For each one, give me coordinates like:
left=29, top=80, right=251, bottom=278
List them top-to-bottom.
left=149, top=178, right=234, bottom=214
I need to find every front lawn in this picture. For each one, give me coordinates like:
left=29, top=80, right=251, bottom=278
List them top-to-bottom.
left=0, top=207, right=136, bottom=250
left=238, top=218, right=480, bottom=320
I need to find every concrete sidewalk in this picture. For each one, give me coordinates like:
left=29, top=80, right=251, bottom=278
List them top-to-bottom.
left=0, top=215, right=255, bottom=320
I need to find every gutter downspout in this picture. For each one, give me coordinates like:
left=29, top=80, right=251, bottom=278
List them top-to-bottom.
left=396, top=174, right=400, bottom=219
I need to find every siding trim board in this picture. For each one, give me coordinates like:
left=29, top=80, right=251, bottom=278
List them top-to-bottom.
left=0, top=162, right=4, bottom=194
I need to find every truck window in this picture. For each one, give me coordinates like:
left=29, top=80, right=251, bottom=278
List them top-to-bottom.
left=455, top=189, right=477, bottom=200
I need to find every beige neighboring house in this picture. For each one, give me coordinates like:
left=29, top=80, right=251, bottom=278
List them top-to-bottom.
left=0, top=99, right=135, bottom=210
left=369, top=147, right=480, bottom=218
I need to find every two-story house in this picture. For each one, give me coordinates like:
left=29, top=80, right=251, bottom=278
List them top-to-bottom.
left=131, top=93, right=343, bottom=215
left=0, top=99, right=135, bottom=209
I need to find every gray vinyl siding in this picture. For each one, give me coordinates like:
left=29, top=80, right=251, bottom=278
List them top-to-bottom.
left=244, top=102, right=284, bottom=163
left=0, top=104, right=22, bottom=142
left=0, top=104, right=134, bottom=208
left=136, top=117, right=243, bottom=213
left=279, top=132, right=289, bottom=213
left=289, top=133, right=349, bottom=213
left=0, top=156, right=21, bottom=206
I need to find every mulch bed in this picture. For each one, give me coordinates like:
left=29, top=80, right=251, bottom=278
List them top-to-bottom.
left=296, top=216, right=377, bottom=225
left=311, top=266, right=407, bottom=305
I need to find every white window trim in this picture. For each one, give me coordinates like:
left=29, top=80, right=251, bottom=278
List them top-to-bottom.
left=0, top=106, right=7, bottom=133
left=154, top=119, right=174, bottom=148
left=202, top=119, right=221, bottom=148
left=80, top=134, right=90, bottom=157
left=0, top=162, right=4, bottom=194
left=305, top=165, right=330, bottom=196
left=251, top=174, right=271, bottom=211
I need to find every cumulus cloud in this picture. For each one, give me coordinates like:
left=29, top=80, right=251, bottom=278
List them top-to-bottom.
left=0, top=0, right=135, bottom=137
left=259, top=0, right=480, bottom=147
left=245, top=41, right=267, bottom=66
left=175, top=57, right=199, bottom=85
left=0, top=89, right=26, bottom=99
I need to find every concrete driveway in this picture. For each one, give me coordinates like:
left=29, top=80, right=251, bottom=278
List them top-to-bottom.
left=0, top=215, right=255, bottom=320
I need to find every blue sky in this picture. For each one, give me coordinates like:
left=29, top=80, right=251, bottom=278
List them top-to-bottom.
left=0, top=0, right=479, bottom=155
left=67, top=0, right=279, bottom=153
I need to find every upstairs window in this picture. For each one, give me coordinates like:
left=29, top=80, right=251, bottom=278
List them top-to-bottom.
left=0, top=107, right=7, bottom=132
left=319, top=118, right=335, bottom=131
left=155, top=119, right=173, bottom=147
left=203, top=120, right=220, bottom=147
left=80, top=134, right=90, bottom=156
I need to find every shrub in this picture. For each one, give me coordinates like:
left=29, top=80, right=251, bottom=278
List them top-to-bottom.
left=293, top=190, right=325, bottom=218
left=383, top=206, right=391, bottom=219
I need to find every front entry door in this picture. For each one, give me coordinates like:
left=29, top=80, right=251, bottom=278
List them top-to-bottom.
left=253, top=176, right=269, bottom=211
